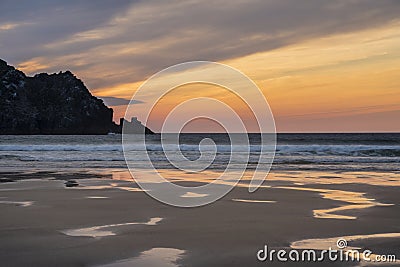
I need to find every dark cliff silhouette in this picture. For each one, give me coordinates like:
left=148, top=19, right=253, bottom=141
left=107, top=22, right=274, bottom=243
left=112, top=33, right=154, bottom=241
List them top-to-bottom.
left=0, top=59, right=153, bottom=134
left=120, top=117, right=154, bottom=134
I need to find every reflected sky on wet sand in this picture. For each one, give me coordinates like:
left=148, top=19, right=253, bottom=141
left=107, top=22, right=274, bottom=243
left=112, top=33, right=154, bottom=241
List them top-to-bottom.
left=61, top=217, right=163, bottom=238
left=96, top=248, right=185, bottom=267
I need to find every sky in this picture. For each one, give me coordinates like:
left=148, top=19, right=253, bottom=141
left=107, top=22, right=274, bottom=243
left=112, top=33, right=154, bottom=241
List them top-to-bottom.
left=1, top=0, right=399, bottom=132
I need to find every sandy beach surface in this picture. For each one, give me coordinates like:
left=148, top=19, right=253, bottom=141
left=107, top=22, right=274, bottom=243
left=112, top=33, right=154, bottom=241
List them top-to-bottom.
left=0, top=171, right=399, bottom=267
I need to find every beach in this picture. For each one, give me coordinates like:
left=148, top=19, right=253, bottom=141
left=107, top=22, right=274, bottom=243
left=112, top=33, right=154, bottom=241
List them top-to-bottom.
left=0, top=134, right=399, bottom=266
left=0, top=170, right=399, bottom=266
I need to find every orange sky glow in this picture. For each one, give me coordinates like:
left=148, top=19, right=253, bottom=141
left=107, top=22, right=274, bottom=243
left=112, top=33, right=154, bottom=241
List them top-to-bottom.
left=5, top=2, right=400, bottom=133
left=82, top=22, right=400, bottom=132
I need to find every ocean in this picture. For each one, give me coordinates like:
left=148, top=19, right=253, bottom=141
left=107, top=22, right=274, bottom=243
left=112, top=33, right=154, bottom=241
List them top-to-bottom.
left=0, top=133, right=399, bottom=174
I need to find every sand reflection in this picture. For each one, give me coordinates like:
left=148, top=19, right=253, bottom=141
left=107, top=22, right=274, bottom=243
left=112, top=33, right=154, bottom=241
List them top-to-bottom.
left=100, top=169, right=400, bottom=190
left=267, top=171, right=400, bottom=187
left=68, top=179, right=146, bottom=192
left=277, top=186, right=393, bottom=220
left=181, top=192, right=209, bottom=198
left=232, top=199, right=276, bottom=203
left=0, top=200, right=33, bottom=207
left=61, top=217, right=163, bottom=238
left=291, top=233, right=400, bottom=266
left=97, top=248, right=185, bottom=267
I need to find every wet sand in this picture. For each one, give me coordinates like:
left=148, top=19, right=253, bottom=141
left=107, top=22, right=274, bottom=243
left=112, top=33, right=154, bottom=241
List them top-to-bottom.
left=0, top=172, right=399, bottom=267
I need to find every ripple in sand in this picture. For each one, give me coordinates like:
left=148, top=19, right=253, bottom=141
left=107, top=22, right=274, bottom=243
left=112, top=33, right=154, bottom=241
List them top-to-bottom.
left=267, top=171, right=400, bottom=187
left=69, top=185, right=111, bottom=190
left=72, top=185, right=145, bottom=192
left=277, top=186, right=393, bottom=220
left=116, top=187, right=146, bottom=192
left=181, top=192, right=209, bottom=198
left=232, top=199, right=276, bottom=203
left=0, top=200, right=33, bottom=207
left=314, top=203, right=393, bottom=220
left=61, top=217, right=163, bottom=238
left=291, top=233, right=400, bottom=266
left=97, top=248, right=185, bottom=267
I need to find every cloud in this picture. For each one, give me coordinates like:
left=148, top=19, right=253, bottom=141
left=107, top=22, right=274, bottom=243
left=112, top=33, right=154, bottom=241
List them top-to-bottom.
left=0, top=0, right=135, bottom=60
left=1, top=0, right=400, bottom=90
left=0, top=23, right=20, bottom=31
left=98, top=96, right=143, bottom=106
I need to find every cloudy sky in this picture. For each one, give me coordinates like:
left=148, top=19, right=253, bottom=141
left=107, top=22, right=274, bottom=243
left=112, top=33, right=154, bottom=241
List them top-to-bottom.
left=1, top=0, right=399, bottom=132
